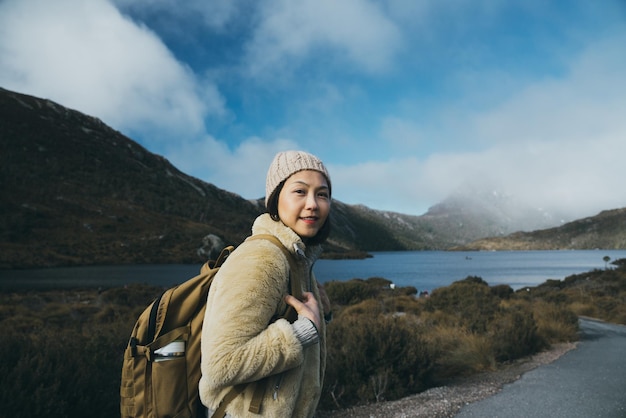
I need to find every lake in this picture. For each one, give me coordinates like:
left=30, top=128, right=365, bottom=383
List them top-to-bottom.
left=1, top=249, right=624, bottom=292
left=314, top=249, right=626, bottom=291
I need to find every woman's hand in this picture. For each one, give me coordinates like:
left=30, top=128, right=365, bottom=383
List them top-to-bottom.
left=285, top=292, right=321, bottom=330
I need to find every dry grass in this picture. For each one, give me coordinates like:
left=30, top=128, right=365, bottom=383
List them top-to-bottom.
left=423, top=324, right=495, bottom=378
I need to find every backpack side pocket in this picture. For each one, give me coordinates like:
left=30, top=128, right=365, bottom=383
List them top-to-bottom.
left=150, top=326, right=192, bottom=418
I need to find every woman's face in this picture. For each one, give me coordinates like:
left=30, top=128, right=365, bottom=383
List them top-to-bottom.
left=278, top=170, right=331, bottom=239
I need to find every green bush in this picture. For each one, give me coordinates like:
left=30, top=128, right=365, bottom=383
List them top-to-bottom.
left=425, top=276, right=498, bottom=333
left=325, top=277, right=396, bottom=306
left=325, top=279, right=380, bottom=306
left=491, top=284, right=514, bottom=299
left=0, top=287, right=161, bottom=418
left=383, top=294, right=423, bottom=315
left=532, top=300, right=579, bottom=343
left=490, top=305, right=544, bottom=361
left=322, top=314, right=432, bottom=409
left=422, top=324, right=495, bottom=378
left=0, top=327, right=127, bottom=417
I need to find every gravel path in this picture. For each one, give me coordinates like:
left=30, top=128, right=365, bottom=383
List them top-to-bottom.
left=317, top=342, right=577, bottom=418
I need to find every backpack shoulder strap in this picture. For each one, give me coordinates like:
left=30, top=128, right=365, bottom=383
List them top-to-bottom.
left=212, top=384, right=246, bottom=418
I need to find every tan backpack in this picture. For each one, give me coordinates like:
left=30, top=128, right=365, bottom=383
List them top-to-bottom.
left=120, top=235, right=299, bottom=418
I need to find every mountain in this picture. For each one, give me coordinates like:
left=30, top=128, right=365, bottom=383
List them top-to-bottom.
left=1, top=87, right=264, bottom=268
left=1, top=87, right=422, bottom=268
left=2, top=87, right=612, bottom=269
left=424, top=185, right=565, bottom=237
left=324, top=187, right=567, bottom=253
left=452, top=208, right=626, bottom=251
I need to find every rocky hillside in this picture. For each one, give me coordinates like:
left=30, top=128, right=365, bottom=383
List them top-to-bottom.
left=2, top=87, right=620, bottom=268
left=0, top=88, right=265, bottom=268
left=453, top=208, right=626, bottom=251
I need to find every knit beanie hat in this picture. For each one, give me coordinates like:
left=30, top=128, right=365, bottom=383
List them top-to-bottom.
left=265, top=150, right=331, bottom=207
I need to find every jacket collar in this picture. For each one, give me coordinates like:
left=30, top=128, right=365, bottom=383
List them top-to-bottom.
left=251, top=213, right=323, bottom=263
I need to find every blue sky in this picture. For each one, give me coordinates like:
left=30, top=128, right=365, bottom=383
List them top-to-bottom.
left=1, top=0, right=625, bottom=220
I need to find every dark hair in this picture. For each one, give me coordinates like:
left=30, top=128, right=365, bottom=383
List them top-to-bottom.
left=266, top=181, right=332, bottom=245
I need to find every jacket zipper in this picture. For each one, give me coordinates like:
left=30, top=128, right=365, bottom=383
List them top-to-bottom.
left=273, top=374, right=283, bottom=400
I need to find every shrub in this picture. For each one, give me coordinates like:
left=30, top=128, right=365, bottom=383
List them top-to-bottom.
left=425, top=276, right=498, bottom=333
left=324, top=277, right=411, bottom=308
left=365, top=277, right=393, bottom=288
left=325, top=279, right=380, bottom=306
left=99, top=283, right=163, bottom=306
left=491, top=284, right=514, bottom=299
left=396, top=285, right=418, bottom=296
left=0, top=289, right=142, bottom=418
left=384, top=295, right=423, bottom=315
left=341, top=298, right=386, bottom=317
left=533, top=300, right=579, bottom=343
left=567, top=301, right=597, bottom=318
left=490, top=304, right=545, bottom=361
left=321, top=314, right=433, bottom=409
left=422, top=324, right=495, bottom=379
left=0, top=327, right=126, bottom=418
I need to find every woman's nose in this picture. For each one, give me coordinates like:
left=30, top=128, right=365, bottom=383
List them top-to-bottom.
left=305, top=192, right=319, bottom=209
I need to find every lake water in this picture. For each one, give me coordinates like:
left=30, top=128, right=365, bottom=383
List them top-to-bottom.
left=314, top=249, right=626, bottom=291
left=1, top=250, right=624, bottom=292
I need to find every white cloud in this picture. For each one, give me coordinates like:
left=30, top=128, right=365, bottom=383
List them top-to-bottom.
left=0, top=0, right=223, bottom=141
left=244, top=0, right=402, bottom=79
left=333, top=33, right=626, bottom=218
left=462, top=34, right=626, bottom=216
left=471, top=38, right=626, bottom=146
left=333, top=128, right=625, bottom=219
left=165, top=136, right=300, bottom=199
left=329, top=156, right=449, bottom=215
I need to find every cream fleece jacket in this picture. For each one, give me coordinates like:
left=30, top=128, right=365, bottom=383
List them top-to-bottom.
left=199, top=214, right=327, bottom=417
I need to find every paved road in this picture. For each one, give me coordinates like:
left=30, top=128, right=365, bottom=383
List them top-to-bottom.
left=456, top=318, right=626, bottom=418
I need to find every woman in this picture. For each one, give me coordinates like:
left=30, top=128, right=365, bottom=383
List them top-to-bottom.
left=199, top=150, right=331, bottom=417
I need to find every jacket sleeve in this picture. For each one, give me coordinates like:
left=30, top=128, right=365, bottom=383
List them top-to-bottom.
left=200, top=239, right=303, bottom=390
